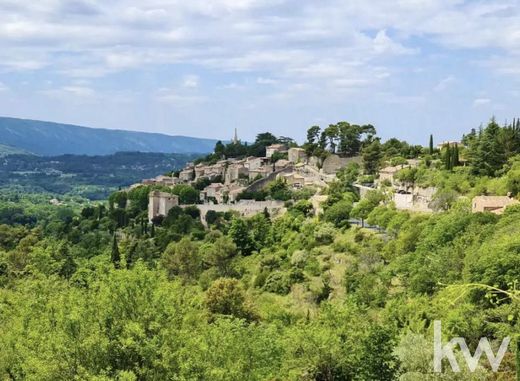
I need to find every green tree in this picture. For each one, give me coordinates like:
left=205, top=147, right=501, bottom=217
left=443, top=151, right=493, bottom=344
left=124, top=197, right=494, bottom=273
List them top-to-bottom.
left=472, top=118, right=506, bottom=176
left=429, top=134, right=434, bottom=155
left=362, top=137, right=383, bottom=175
left=444, top=143, right=452, bottom=170
left=171, top=184, right=199, bottom=204
left=324, top=199, right=353, bottom=228
left=228, top=217, right=255, bottom=256
left=111, top=234, right=121, bottom=269
left=201, top=236, right=238, bottom=278
left=161, top=237, right=201, bottom=282
left=58, top=243, right=77, bottom=279
left=205, top=278, right=256, bottom=320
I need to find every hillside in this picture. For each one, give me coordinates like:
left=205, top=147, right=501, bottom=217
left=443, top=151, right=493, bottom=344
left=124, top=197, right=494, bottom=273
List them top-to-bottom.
left=0, top=117, right=219, bottom=156
left=0, top=143, right=29, bottom=157
left=0, top=151, right=199, bottom=199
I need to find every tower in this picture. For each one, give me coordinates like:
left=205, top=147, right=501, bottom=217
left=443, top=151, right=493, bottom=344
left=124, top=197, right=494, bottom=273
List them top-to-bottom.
left=232, top=128, right=238, bottom=144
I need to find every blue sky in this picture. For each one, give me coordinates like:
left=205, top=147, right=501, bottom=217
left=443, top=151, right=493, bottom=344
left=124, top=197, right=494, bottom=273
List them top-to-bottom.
left=0, top=0, right=519, bottom=145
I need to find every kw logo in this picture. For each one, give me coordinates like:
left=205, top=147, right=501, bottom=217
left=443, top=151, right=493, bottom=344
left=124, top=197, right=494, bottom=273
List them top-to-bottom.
left=433, top=320, right=511, bottom=373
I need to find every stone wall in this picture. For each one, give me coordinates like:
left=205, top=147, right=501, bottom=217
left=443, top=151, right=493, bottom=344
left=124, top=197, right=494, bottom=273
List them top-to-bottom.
left=321, top=155, right=362, bottom=174
left=245, top=165, right=294, bottom=193
left=191, top=200, right=286, bottom=225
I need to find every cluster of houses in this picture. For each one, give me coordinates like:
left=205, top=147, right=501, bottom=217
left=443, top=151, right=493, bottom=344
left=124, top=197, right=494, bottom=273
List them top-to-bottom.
left=143, top=136, right=520, bottom=222
left=143, top=144, right=319, bottom=207
left=374, top=159, right=518, bottom=215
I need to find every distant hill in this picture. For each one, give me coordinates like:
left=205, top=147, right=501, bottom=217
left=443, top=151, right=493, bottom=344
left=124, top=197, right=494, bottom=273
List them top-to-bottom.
left=0, top=117, right=220, bottom=156
left=0, top=143, right=30, bottom=157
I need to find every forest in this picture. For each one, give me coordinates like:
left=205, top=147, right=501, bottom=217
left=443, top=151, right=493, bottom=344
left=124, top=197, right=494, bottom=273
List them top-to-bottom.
left=0, top=118, right=520, bottom=380
left=0, top=151, right=198, bottom=199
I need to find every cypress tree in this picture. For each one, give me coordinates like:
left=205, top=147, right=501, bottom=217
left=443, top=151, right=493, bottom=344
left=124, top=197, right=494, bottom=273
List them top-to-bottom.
left=429, top=134, right=434, bottom=155
left=444, top=143, right=452, bottom=170
left=452, top=143, right=459, bottom=167
left=111, top=234, right=121, bottom=269
left=126, top=242, right=138, bottom=269
left=58, top=243, right=77, bottom=279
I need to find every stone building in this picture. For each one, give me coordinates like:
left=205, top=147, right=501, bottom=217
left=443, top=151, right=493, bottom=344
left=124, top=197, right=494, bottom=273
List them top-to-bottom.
left=266, top=144, right=287, bottom=158
left=288, top=147, right=307, bottom=163
left=245, top=156, right=265, bottom=171
left=274, top=159, right=291, bottom=170
left=225, top=161, right=248, bottom=184
left=179, top=168, right=195, bottom=182
left=278, top=172, right=305, bottom=188
left=142, top=175, right=180, bottom=187
left=148, top=191, right=179, bottom=221
left=472, top=195, right=519, bottom=214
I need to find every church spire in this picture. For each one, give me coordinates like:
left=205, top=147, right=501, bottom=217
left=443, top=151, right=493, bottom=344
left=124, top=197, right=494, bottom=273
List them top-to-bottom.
left=233, top=128, right=238, bottom=144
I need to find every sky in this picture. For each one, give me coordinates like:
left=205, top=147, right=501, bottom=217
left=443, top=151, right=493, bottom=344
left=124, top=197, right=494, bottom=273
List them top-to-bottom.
left=0, top=0, right=519, bottom=144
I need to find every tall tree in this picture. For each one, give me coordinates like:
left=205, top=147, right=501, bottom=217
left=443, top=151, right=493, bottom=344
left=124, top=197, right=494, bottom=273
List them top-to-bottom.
left=472, top=118, right=506, bottom=176
left=323, top=124, right=340, bottom=153
left=429, top=134, right=434, bottom=155
left=362, top=137, right=383, bottom=175
left=444, top=143, right=452, bottom=170
left=451, top=143, right=460, bottom=167
left=228, top=217, right=255, bottom=256
left=111, top=234, right=121, bottom=269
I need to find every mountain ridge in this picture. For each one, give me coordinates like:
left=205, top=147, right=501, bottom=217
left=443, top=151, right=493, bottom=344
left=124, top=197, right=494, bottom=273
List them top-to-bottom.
left=0, top=116, right=220, bottom=156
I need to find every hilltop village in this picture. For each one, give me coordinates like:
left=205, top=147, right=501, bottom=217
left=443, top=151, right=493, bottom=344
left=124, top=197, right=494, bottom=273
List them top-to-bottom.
left=140, top=125, right=520, bottom=225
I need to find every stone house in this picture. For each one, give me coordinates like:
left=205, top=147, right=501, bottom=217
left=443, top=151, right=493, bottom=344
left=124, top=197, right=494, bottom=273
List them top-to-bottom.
left=266, top=144, right=287, bottom=158
left=288, top=147, right=307, bottom=163
left=245, top=156, right=264, bottom=171
left=274, top=159, right=291, bottom=170
left=225, top=162, right=249, bottom=184
left=249, top=166, right=274, bottom=181
left=179, top=168, right=195, bottom=182
left=278, top=172, right=305, bottom=188
left=142, top=175, right=180, bottom=187
left=200, top=183, right=226, bottom=203
left=148, top=191, right=179, bottom=221
left=472, top=195, right=519, bottom=214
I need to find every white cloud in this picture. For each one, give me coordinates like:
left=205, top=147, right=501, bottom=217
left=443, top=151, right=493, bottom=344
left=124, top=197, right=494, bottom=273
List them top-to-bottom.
left=373, top=29, right=416, bottom=55
left=182, top=75, right=199, bottom=88
left=434, top=76, right=456, bottom=92
left=256, top=77, right=277, bottom=85
left=0, top=82, right=9, bottom=92
left=42, top=85, right=96, bottom=99
left=155, top=87, right=206, bottom=105
left=473, top=98, right=491, bottom=107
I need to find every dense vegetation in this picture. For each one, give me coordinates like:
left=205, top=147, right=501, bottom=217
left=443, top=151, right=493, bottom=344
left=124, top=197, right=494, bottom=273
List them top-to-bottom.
left=0, top=118, right=519, bottom=380
left=0, top=152, right=198, bottom=199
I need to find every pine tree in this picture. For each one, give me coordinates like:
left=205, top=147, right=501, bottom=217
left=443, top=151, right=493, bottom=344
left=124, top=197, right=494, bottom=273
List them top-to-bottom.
left=472, top=118, right=506, bottom=176
left=429, top=134, right=434, bottom=155
left=362, top=138, right=383, bottom=175
left=111, top=234, right=121, bottom=269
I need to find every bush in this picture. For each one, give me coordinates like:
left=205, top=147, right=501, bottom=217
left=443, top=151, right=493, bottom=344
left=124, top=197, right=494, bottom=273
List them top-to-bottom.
left=314, top=222, right=337, bottom=245
left=262, top=271, right=292, bottom=295
left=205, top=278, right=257, bottom=320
